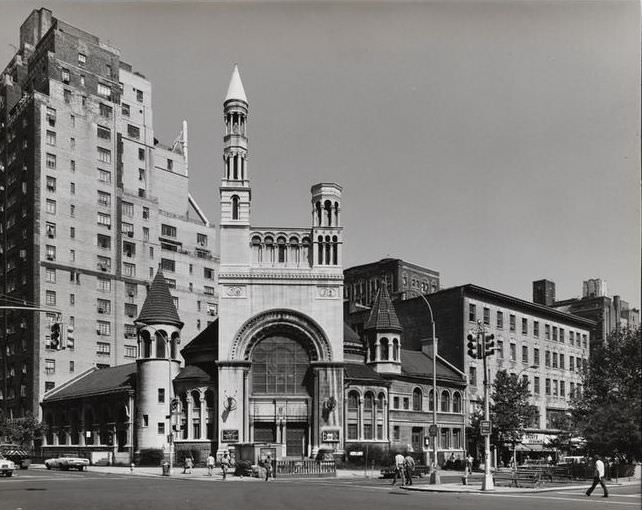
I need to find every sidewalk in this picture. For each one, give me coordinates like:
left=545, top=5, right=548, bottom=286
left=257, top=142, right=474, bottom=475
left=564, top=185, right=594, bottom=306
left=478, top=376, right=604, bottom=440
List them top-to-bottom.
left=404, top=479, right=641, bottom=494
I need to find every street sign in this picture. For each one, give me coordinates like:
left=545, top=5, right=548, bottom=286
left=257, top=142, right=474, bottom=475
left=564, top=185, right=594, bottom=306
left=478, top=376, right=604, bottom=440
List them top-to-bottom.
left=480, top=420, right=492, bottom=435
left=428, top=424, right=439, bottom=437
left=349, top=451, right=363, bottom=457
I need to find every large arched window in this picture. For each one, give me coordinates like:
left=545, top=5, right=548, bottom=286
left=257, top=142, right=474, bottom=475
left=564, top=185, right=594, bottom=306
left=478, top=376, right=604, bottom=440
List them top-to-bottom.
left=231, top=195, right=240, bottom=220
left=251, top=336, right=311, bottom=395
left=412, top=388, right=422, bottom=411
left=428, top=389, right=434, bottom=411
left=440, top=390, right=451, bottom=412
left=347, top=391, right=360, bottom=440
left=452, top=391, right=462, bottom=413
left=363, top=392, right=375, bottom=440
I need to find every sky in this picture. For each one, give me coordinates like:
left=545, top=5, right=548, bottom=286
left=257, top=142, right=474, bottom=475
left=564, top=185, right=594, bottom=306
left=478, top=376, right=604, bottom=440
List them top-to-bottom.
left=1, top=1, right=639, bottom=307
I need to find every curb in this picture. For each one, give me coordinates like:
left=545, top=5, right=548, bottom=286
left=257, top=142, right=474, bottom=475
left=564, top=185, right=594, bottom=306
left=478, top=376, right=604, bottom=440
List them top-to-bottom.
left=403, top=480, right=639, bottom=494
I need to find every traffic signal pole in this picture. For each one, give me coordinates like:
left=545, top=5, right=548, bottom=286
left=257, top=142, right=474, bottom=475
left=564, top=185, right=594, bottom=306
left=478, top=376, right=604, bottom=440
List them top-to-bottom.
left=481, top=333, right=494, bottom=491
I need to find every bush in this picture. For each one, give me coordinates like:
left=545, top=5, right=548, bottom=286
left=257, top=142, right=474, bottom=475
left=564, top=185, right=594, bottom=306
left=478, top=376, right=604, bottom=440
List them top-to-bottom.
left=138, top=449, right=164, bottom=466
left=234, top=459, right=253, bottom=476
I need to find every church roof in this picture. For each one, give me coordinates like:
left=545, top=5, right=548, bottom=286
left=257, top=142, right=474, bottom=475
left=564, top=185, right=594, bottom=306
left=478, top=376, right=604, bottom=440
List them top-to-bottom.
left=225, top=64, right=247, bottom=103
left=136, top=270, right=183, bottom=328
left=365, top=285, right=402, bottom=331
left=180, top=319, right=219, bottom=363
left=343, top=322, right=362, bottom=348
left=400, top=349, right=463, bottom=383
left=43, top=363, right=137, bottom=402
left=345, top=363, right=387, bottom=383
left=174, top=365, right=212, bottom=383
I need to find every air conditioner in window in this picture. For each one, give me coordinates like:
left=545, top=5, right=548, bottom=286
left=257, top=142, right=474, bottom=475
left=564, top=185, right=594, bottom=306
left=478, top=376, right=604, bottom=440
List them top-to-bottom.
left=127, top=231, right=133, bottom=238
left=198, top=241, right=206, bottom=247
left=46, top=255, right=54, bottom=261
left=128, top=291, right=135, bottom=297
left=98, top=308, right=104, bottom=314
left=127, top=313, right=134, bottom=318
left=96, top=329, right=102, bottom=335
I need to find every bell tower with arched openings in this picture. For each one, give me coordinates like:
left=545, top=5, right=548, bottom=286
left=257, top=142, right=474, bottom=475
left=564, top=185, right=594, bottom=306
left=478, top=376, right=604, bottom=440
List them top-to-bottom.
left=220, top=64, right=251, bottom=267
left=311, top=183, right=343, bottom=268
left=135, top=270, right=184, bottom=453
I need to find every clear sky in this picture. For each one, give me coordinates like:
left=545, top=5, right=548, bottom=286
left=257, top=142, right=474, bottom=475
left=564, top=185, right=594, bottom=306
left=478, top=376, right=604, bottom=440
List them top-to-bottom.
left=1, top=1, right=639, bottom=307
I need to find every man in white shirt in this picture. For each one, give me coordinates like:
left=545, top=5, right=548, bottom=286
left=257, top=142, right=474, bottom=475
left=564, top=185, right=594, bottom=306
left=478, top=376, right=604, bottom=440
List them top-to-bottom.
left=392, top=452, right=406, bottom=486
left=586, top=455, right=609, bottom=497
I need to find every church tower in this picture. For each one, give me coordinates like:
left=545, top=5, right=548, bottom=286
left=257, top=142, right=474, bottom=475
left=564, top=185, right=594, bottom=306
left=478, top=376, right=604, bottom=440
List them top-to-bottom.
left=220, top=64, right=251, bottom=266
left=135, top=270, right=184, bottom=454
left=364, top=284, right=402, bottom=375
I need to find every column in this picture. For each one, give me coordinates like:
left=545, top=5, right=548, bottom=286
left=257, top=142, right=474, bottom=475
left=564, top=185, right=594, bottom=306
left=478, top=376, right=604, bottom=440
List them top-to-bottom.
left=375, top=340, right=381, bottom=362
left=127, top=393, right=135, bottom=449
left=200, top=393, right=207, bottom=440
left=186, top=396, right=193, bottom=440
left=358, top=397, right=364, bottom=440
left=79, top=406, right=86, bottom=446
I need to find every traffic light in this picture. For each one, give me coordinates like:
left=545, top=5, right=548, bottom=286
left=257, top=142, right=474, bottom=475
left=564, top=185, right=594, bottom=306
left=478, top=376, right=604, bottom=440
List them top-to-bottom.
left=50, top=322, right=62, bottom=350
left=467, top=334, right=479, bottom=359
left=484, top=334, right=495, bottom=357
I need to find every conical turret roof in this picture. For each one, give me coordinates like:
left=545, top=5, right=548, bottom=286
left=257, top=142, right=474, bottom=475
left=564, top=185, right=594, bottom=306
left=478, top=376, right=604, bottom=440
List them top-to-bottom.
left=225, top=64, right=247, bottom=103
left=136, top=270, right=183, bottom=328
left=365, top=284, right=402, bottom=331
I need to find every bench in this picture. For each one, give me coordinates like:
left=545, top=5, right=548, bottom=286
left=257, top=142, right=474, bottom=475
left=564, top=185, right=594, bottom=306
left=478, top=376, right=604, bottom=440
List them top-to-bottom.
left=493, top=469, right=545, bottom=488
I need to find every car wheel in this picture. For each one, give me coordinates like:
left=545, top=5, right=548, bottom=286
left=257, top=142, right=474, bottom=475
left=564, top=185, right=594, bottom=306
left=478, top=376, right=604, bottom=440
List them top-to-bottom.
left=46, top=465, right=52, bottom=470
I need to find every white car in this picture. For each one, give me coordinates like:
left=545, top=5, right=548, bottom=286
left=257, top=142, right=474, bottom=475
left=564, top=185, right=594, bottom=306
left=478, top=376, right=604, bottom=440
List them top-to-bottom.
left=0, top=454, right=15, bottom=477
left=44, top=457, right=90, bottom=471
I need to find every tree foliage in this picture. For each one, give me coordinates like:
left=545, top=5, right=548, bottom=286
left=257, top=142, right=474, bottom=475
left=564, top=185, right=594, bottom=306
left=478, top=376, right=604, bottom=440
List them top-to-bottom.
left=572, top=327, right=642, bottom=460
left=490, top=370, right=538, bottom=448
left=0, top=414, right=47, bottom=447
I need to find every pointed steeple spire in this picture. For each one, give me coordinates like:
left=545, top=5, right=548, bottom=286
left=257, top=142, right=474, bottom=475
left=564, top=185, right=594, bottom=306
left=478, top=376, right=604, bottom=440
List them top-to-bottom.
left=225, top=64, right=247, bottom=103
left=136, top=270, right=183, bottom=328
left=365, top=284, right=402, bottom=331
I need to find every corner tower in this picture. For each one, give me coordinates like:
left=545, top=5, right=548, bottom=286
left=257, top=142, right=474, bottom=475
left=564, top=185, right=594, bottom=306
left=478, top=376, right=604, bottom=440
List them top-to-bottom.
left=220, top=65, right=251, bottom=266
left=135, top=270, right=184, bottom=453
left=365, top=285, right=402, bottom=375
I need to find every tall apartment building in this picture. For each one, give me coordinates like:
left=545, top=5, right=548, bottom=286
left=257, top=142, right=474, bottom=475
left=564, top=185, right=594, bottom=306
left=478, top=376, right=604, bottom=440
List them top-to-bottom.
left=0, top=9, right=218, bottom=419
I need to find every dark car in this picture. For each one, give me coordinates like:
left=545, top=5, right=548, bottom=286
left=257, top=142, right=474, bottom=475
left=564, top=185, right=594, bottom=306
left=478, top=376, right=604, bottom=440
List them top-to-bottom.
left=0, top=445, right=31, bottom=469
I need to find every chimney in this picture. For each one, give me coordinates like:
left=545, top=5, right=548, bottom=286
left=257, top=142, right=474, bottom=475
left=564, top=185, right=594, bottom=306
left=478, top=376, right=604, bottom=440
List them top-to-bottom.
left=19, top=8, right=53, bottom=50
left=533, top=279, right=556, bottom=306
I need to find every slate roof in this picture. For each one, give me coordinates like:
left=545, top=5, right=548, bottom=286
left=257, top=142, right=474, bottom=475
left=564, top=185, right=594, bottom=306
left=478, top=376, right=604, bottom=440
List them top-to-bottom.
left=136, top=270, right=183, bottom=328
left=365, top=285, right=402, bottom=331
left=180, top=319, right=218, bottom=363
left=343, top=322, right=362, bottom=348
left=400, top=349, right=463, bottom=382
left=43, top=363, right=137, bottom=402
left=344, top=363, right=387, bottom=383
left=174, top=365, right=212, bottom=383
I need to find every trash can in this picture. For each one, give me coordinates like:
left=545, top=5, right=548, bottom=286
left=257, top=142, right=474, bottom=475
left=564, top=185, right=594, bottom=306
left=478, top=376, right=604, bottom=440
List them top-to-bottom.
left=162, top=462, right=170, bottom=476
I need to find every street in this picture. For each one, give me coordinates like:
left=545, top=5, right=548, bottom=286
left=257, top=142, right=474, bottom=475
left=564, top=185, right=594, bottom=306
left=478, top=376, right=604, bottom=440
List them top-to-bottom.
left=0, top=469, right=639, bottom=510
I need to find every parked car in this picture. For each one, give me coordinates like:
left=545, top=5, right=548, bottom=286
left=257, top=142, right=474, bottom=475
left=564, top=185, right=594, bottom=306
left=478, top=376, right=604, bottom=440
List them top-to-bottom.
left=0, top=444, right=31, bottom=469
left=0, top=454, right=15, bottom=477
left=44, top=456, right=90, bottom=471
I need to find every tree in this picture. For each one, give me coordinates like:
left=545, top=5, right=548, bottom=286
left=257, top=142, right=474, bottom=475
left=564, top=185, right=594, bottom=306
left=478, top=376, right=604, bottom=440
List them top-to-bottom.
left=572, top=327, right=641, bottom=461
left=490, top=370, right=538, bottom=465
left=0, top=414, right=48, bottom=447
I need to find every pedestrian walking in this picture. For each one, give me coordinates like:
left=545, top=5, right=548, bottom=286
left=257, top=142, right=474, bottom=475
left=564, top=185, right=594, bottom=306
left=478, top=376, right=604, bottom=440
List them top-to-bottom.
left=221, top=452, right=230, bottom=480
left=391, top=452, right=405, bottom=486
left=206, top=453, right=215, bottom=476
left=404, top=453, right=415, bottom=486
left=467, top=454, right=474, bottom=473
left=183, top=455, right=193, bottom=474
left=264, top=455, right=273, bottom=481
left=586, top=455, right=609, bottom=498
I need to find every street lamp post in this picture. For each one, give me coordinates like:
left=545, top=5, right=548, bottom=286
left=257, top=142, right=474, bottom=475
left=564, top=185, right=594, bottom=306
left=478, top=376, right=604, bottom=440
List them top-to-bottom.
left=403, top=288, right=440, bottom=485
left=136, top=323, right=178, bottom=476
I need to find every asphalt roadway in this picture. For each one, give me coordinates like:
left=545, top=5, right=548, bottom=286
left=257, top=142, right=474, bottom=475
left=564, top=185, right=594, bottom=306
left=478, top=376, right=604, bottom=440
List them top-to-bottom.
left=0, top=469, right=640, bottom=510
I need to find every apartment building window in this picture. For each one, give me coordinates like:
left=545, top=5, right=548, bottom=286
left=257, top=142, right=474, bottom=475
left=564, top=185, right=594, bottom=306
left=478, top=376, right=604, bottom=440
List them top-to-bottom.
left=78, top=53, right=86, bottom=65
left=61, top=67, right=70, bottom=83
left=80, top=75, right=85, bottom=87
left=97, top=83, right=111, bottom=99
left=135, top=88, right=144, bottom=102
left=64, top=89, right=72, bottom=103
left=99, top=103, right=112, bottom=119
left=122, top=103, right=130, bottom=116
left=46, top=107, right=56, bottom=126
left=70, top=114, right=76, bottom=128
left=97, top=125, right=111, bottom=141
left=127, top=125, right=140, bottom=139
left=46, top=130, right=56, bottom=146
left=69, top=137, right=75, bottom=149
left=97, top=147, right=112, bottom=164
left=138, top=148, right=145, bottom=160
left=46, top=153, right=56, bottom=169
left=167, top=158, right=173, bottom=171
left=71, top=160, right=76, bottom=172
left=98, top=168, right=112, bottom=183
left=46, top=176, right=56, bottom=192
left=70, top=183, right=75, bottom=195
left=97, top=191, right=111, bottom=207
left=45, top=199, right=56, bottom=215
left=122, top=201, right=134, bottom=217
left=70, top=204, right=75, bottom=217
left=142, top=207, right=150, bottom=220
left=97, top=212, right=111, bottom=228
left=46, top=222, right=56, bottom=238
left=121, top=222, right=134, bottom=236
left=161, top=224, right=176, bottom=238
left=143, top=227, right=150, bottom=241
left=197, top=233, right=208, bottom=246
left=123, top=241, right=135, bottom=258
left=45, top=245, right=56, bottom=261
left=70, top=250, right=76, bottom=262
left=97, top=256, right=111, bottom=272
left=160, top=258, right=175, bottom=272
left=123, top=263, right=136, bottom=277
left=204, top=267, right=215, bottom=280
left=46, top=268, right=56, bottom=283
left=97, top=277, right=111, bottom=292
left=165, top=278, right=176, bottom=289
left=204, top=286, right=215, bottom=296
left=45, top=290, right=56, bottom=306
left=70, top=293, right=75, bottom=305
left=172, top=297, right=179, bottom=310
left=97, top=299, right=111, bottom=314
left=125, top=303, right=138, bottom=318
left=207, top=303, right=217, bottom=317
left=468, top=303, right=476, bottom=322
left=483, top=307, right=490, bottom=325
left=496, top=311, right=504, bottom=329
left=509, top=314, right=516, bottom=332
left=521, top=318, right=528, bottom=335
left=97, top=321, right=111, bottom=336
left=533, top=321, right=540, bottom=337
left=545, top=324, right=551, bottom=340
left=552, top=327, right=558, bottom=341
left=559, top=328, right=565, bottom=343
left=569, top=331, right=575, bottom=344
left=582, top=334, right=587, bottom=348
left=497, top=340, right=504, bottom=359
left=97, top=342, right=111, bottom=355
left=510, top=343, right=516, bottom=361
left=124, top=345, right=137, bottom=358
left=522, top=345, right=528, bottom=363
left=534, top=347, right=540, bottom=365
left=545, top=350, right=551, bottom=367
left=552, top=352, right=558, bottom=368
left=559, top=354, right=565, bottom=370
left=569, top=355, right=574, bottom=372
left=576, top=357, right=582, bottom=372
left=45, top=359, right=55, bottom=375
left=69, top=361, right=75, bottom=373
left=469, top=366, right=477, bottom=386
left=534, top=376, right=540, bottom=395
left=545, top=378, right=551, bottom=395
left=552, top=379, right=558, bottom=396
left=560, top=381, right=565, bottom=397
left=570, top=382, right=575, bottom=398
left=576, top=384, right=582, bottom=398
left=158, top=388, right=165, bottom=403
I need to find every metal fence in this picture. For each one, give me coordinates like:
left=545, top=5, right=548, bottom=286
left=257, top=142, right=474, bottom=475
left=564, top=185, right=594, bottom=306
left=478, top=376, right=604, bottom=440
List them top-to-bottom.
left=275, top=460, right=336, bottom=478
